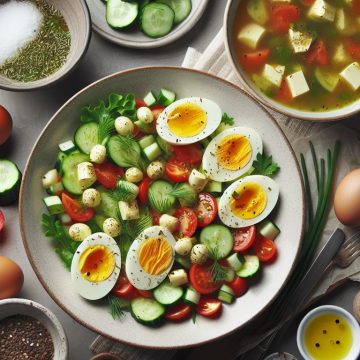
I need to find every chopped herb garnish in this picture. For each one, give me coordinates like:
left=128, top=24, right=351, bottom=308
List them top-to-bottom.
left=253, top=152, right=280, bottom=176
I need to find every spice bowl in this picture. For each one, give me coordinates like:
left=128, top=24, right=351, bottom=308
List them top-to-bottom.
left=0, top=0, right=91, bottom=91
left=0, top=298, right=68, bottom=360
left=297, top=305, right=360, bottom=360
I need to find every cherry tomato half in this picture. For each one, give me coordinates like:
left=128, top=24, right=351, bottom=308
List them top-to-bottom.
left=270, top=4, right=300, bottom=34
left=305, top=40, right=329, bottom=66
left=242, top=49, right=270, bottom=72
left=135, top=98, right=147, bottom=108
left=0, top=105, right=12, bottom=146
left=172, top=144, right=203, bottom=165
left=165, top=159, right=191, bottom=183
left=94, top=162, right=124, bottom=189
left=138, top=177, right=152, bottom=205
left=61, top=193, right=94, bottom=222
left=194, top=193, right=218, bottom=228
left=174, top=207, right=198, bottom=237
left=150, top=209, right=160, bottom=225
left=0, top=210, right=5, bottom=233
left=232, top=225, right=256, bottom=252
left=253, top=235, right=277, bottom=263
left=189, top=262, right=221, bottom=295
left=112, top=272, right=138, bottom=299
left=226, top=276, right=248, bottom=297
left=137, top=290, right=153, bottom=299
left=196, top=297, right=222, bottom=318
left=165, top=303, right=192, bottom=322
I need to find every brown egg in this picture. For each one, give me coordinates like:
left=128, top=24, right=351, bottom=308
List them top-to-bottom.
left=334, top=169, right=360, bottom=227
left=0, top=256, right=24, bottom=299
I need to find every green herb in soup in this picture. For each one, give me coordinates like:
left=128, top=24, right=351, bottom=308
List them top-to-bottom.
left=234, top=0, right=360, bottom=111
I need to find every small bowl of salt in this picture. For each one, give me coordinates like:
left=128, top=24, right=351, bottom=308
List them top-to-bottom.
left=0, top=0, right=91, bottom=91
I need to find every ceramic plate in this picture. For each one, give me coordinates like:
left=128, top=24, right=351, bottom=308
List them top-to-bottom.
left=86, top=0, right=209, bottom=48
left=20, top=67, right=305, bottom=349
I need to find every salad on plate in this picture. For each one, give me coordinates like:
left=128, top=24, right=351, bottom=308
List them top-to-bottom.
left=41, top=88, right=281, bottom=326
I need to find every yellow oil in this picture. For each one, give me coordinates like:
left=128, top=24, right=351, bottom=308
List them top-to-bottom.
left=304, top=313, right=352, bottom=360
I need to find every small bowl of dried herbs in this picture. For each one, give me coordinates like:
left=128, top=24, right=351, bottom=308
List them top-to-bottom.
left=0, top=0, right=91, bottom=91
left=0, top=298, right=68, bottom=360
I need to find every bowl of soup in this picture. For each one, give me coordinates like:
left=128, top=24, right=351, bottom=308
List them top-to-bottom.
left=224, top=0, right=360, bottom=120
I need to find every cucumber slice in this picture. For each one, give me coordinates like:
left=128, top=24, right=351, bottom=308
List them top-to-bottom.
left=106, top=0, right=138, bottom=29
left=156, top=0, right=192, bottom=24
left=247, top=0, right=269, bottom=25
left=141, top=3, right=175, bottom=38
left=314, top=67, right=340, bottom=93
left=157, top=88, right=176, bottom=106
left=143, top=91, right=157, bottom=107
left=134, top=119, right=155, bottom=133
left=74, top=122, right=99, bottom=155
left=139, top=134, right=155, bottom=150
left=107, top=135, right=143, bottom=168
left=156, top=135, right=172, bottom=158
left=59, top=140, right=77, bottom=154
left=143, top=142, right=162, bottom=161
left=55, top=151, right=67, bottom=174
left=61, top=152, right=89, bottom=195
left=0, top=160, right=21, bottom=206
left=116, top=180, right=139, bottom=202
left=148, top=180, right=176, bottom=213
left=204, top=180, right=222, bottom=193
left=47, top=182, right=64, bottom=195
left=95, top=190, right=120, bottom=220
left=43, top=195, right=64, bottom=215
left=257, top=220, right=280, bottom=240
left=200, top=224, right=233, bottom=259
left=226, top=253, right=245, bottom=272
left=175, top=254, right=191, bottom=270
left=237, top=255, right=260, bottom=278
left=224, top=267, right=235, bottom=282
left=153, top=281, right=183, bottom=306
left=218, top=284, right=235, bottom=304
left=184, top=287, right=200, bottom=306
left=131, top=298, right=165, bottom=326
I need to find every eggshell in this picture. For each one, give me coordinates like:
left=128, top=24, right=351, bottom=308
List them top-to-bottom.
left=334, top=169, right=360, bottom=227
left=0, top=256, right=24, bottom=299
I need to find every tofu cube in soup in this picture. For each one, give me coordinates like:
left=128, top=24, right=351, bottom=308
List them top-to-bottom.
left=308, top=0, right=335, bottom=22
left=238, top=23, right=266, bottom=49
left=289, top=29, right=313, bottom=53
left=333, top=43, right=352, bottom=65
left=340, top=62, right=360, bottom=91
left=262, top=64, right=285, bottom=87
left=286, top=70, right=310, bottom=98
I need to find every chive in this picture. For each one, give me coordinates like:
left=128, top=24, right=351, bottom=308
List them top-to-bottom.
left=300, top=153, right=313, bottom=229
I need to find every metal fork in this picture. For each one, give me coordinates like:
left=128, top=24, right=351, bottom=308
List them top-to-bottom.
left=333, top=230, right=360, bottom=268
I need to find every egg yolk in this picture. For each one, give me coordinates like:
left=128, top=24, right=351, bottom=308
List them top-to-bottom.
left=167, top=103, right=207, bottom=137
left=215, top=134, right=252, bottom=170
left=230, top=182, right=267, bottom=219
left=138, top=237, right=173, bottom=275
left=78, top=245, right=115, bottom=283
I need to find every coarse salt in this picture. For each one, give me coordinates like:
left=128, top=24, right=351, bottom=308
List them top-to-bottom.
left=0, top=0, right=43, bottom=65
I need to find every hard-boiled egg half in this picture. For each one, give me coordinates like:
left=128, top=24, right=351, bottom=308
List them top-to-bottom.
left=156, top=97, right=222, bottom=145
left=202, top=127, right=262, bottom=182
left=219, top=175, right=279, bottom=228
left=126, top=226, right=176, bottom=290
left=71, top=232, right=121, bottom=300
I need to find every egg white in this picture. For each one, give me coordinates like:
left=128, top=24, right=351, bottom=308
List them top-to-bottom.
left=156, top=97, right=222, bottom=145
left=202, top=126, right=263, bottom=182
left=219, top=175, right=279, bottom=228
left=125, top=226, right=176, bottom=290
left=71, top=232, right=121, bottom=301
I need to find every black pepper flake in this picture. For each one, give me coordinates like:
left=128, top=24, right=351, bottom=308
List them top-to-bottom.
left=336, top=319, right=340, bottom=324
left=336, top=340, right=340, bottom=344
left=315, top=343, right=320, bottom=348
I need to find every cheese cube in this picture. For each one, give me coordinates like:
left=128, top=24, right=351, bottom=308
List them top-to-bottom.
left=308, top=0, right=335, bottom=22
left=336, top=8, right=357, bottom=35
left=237, top=23, right=266, bottom=49
left=289, top=29, right=314, bottom=53
left=333, top=43, right=352, bottom=65
left=340, top=62, right=360, bottom=90
left=262, top=64, right=285, bottom=87
left=275, top=65, right=286, bottom=75
left=286, top=70, right=310, bottom=98
left=119, top=200, right=140, bottom=220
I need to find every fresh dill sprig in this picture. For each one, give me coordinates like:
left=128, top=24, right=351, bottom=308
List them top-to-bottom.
left=98, top=116, right=115, bottom=144
left=112, top=180, right=139, bottom=202
left=170, top=183, right=197, bottom=207
left=123, top=211, right=153, bottom=240
left=207, top=246, right=229, bottom=283
left=108, top=295, right=130, bottom=320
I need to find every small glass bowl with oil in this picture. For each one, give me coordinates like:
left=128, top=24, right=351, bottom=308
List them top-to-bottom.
left=297, top=305, right=360, bottom=360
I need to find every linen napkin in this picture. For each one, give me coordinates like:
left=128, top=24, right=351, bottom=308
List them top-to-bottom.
left=90, top=29, right=360, bottom=359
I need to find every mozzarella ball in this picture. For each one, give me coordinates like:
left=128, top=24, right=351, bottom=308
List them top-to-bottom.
left=137, top=107, right=154, bottom=124
left=115, top=116, right=134, bottom=136
left=90, top=144, right=106, bottom=164
left=147, top=161, right=165, bottom=180
left=125, top=167, right=143, bottom=183
left=82, top=188, right=101, bottom=208
left=159, top=214, right=179, bottom=233
left=103, top=218, right=121, bottom=237
left=69, top=223, right=92, bottom=242
left=175, top=238, right=193, bottom=256
left=191, top=244, right=208, bottom=265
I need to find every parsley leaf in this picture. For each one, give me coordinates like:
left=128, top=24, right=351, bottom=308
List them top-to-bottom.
left=221, top=113, right=235, bottom=126
left=253, top=152, right=280, bottom=176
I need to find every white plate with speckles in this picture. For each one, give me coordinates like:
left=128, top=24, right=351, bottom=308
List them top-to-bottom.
left=20, top=67, right=305, bottom=349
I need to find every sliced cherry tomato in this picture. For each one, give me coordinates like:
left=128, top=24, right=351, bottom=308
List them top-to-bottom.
left=270, top=4, right=300, bottom=34
left=305, top=40, right=329, bottom=66
left=345, top=40, right=360, bottom=62
left=242, top=49, right=270, bottom=72
left=277, top=80, right=293, bottom=103
left=135, top=98, right=147, bottom=108
left=150, top=104, right=165, bottom=121
left=0, top=105, right=12, bottom=146
left=172, top=144, right=203, bottom=165
left=165, top=159, right=191, bottom=183
left=94, top=162, right=124, bottom=189
left=138, top=177, right=152, bottom=205
left=61, top=193, right=94, bottom=222
left=194, top=193, right=218, bottom=227
left=174, top=207, right=198, bottom=237
left=150, top=209, right=160, bottom=225
left=0, top=210, right=5, bottom=233
left=232, top=225, right=256, bottom=252
left=253, top=235, right=277, bottom=263
left=189, top=262, right=222, bottom=294
left=112, top=272, right=138, bottom=299
left=226, top=276, right=248, bottom=297
left=137, top=290, right=153, bottom=299
left=196, top=297, right=222, bottom=318
left=165, top=303, right=192, bottom=322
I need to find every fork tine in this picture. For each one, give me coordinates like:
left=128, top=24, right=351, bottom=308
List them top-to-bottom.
left=342, top=231, right=360, bottom=251
left=344, top=250, right=360, bottom=266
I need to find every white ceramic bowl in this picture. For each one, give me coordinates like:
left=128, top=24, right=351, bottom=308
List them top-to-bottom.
left=224, top=0, right=360, bottom=121
left=20, top=66, right=305, bottom=348
left=0, top=298, right=68, bottom=360
left=297, top=305, right=360, bottom=360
